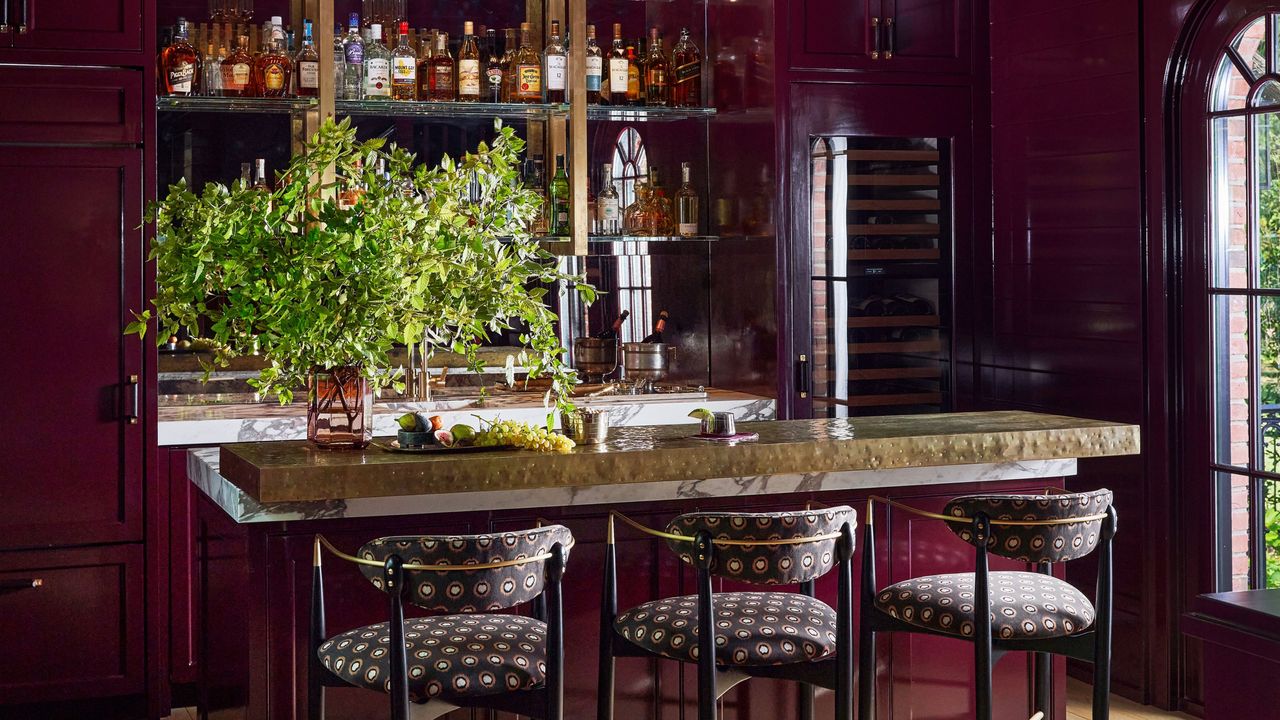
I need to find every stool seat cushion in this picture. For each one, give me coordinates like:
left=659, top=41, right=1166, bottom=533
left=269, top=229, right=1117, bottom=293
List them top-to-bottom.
left=874, top=571, right=1095, bottom=640
left=614, top=591, right=838, bottom=667
left=317, top=614, right=546, bottom=701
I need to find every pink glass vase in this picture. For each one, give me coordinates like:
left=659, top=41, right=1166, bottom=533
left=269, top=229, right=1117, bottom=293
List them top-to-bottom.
left=307, top=366, right=373, bottom=450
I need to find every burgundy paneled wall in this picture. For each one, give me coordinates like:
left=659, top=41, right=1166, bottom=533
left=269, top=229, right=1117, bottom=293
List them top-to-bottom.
left=984, top=0, right=1152, bottom=702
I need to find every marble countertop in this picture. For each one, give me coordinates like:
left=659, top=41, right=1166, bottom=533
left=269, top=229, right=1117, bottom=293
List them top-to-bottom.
left=218, top=411, right=1140, bottom=504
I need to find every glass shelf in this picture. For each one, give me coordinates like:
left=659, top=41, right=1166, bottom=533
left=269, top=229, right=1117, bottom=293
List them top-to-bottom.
left=156, top=96, right=318, bottom=114
left=337, top=99, right=567, bottom=120
left=587, top=106, right=717, bottom=122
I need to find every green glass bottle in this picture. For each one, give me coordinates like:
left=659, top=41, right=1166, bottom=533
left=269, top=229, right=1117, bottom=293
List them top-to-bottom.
left=550, top=154, right=571, bottom=235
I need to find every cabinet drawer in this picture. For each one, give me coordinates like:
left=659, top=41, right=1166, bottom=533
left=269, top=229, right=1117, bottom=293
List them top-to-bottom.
left=11, top=0, right=144, bottom=53
left=0, top=66, right=142, bottom=145
left=0, top=544, right=144, bottom=703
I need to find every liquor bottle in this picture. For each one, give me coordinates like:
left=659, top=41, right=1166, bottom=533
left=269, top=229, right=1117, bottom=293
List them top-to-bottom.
left=342, top=14, right=365, bottom=100
left=160, top=18, right=199, bottom=96
left=253, top=18, right=293, bottom=98
left=295, top=20, right=320, bottom=98
left=543, top=20, right=568, bottom=103
left=389, top=21, right=416, bottom=100
left=457, top=22, right=481, bottom=102
left=364, top=23, right=392, bottom=98
left=513, top=23, right=542, bottom=103
left=585, top=24, right=603, bottom=104
left=608, top=24, right=629, bottom=105
left=643, top=27, right=669, bottom=106
left=671, top=27, right=702, bottom=107
left=332, top=28, right=346, bottom=97
left=500, top=28, right=518, bottom=101
left=484, top=29, right=504, bottom=102
left=427, top=32, right=455, bottom=101
left=221, top=35, right=254, bottom=97
left=202, top=42, right=223, bottom=96
left=625, top=44, right=642, bottom=105
left=550, top=154, right=571, bottom=236
left=524, top=157, right=549, bottom=234
left=252, top=158, right=270, bottom=190
left=239, top=162, right=252, bottom=187
left=676, top=162, right=700, bottom=237
left=597, top=163, right=621, bottom=235
left=648, top=166, right=675, bottom=234
left=624, top=180, right=650, bottom=236
left=592, top=310, right=629, bottom=339
left=641, top=311, right=670, bottom=343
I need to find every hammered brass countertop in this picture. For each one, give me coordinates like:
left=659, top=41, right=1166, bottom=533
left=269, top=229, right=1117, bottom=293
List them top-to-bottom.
left=218, top=411, right=1140, bottom=504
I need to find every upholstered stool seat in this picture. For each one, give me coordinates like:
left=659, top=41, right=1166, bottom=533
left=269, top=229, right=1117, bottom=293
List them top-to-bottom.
left=874, top=571, right=1095, bottom=640
left=614, top=591, right=839, bottom=666
left=317, top=614, right=548, bottom=701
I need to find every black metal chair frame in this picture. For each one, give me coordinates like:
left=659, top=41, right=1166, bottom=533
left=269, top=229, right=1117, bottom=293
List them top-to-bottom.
left=857, top=495, right=1118, bottom=720
left=598, top=511, right=859, bottom=720
left=308, top=534, right=568, bottom=720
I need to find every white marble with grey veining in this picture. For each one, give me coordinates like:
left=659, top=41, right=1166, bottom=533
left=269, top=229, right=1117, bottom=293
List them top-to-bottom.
left=161, top=391, right=775, bottom=446
left=189, top=447, right=1078, bottom=525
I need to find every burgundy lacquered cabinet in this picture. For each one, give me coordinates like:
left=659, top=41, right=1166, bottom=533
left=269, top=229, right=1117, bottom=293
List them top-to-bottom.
left=4, top=0, right=144, bottom=52
left=788, top=0, right=971, bottom=73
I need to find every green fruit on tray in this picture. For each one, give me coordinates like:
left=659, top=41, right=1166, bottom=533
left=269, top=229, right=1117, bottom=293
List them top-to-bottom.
left=397, top=413, right=420, bottom=431
left=450, top=424, right=476, bottom=443
left=433, top=429, right=455, bottom=448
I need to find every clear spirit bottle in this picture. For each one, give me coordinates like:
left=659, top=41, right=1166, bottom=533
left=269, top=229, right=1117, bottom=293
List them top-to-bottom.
left=341, top=14, right=365, bottom=100
left=364, top=23, right=392, bottom=98
left=676, top=162, right=700, bottom=237
left=597, top=163, right=622, bottom=235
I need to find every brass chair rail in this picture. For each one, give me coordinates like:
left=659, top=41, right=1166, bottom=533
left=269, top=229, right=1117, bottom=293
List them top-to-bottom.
left=867, top=495, right=1109, bottom=527
left=609, top=510, right=845, bottom=547
left=313, top=534, right=564, bottom=571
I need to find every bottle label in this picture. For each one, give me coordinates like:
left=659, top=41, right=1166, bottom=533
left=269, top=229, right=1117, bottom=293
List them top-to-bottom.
left=344, top=42, right=363, bottom=65
left=545, top=55, right=567, bottom=90
left=585, top=56, right=602, bottom=91
left=392, top=57, right=416, bottom=83
left=609, top=57, right=628, bottom=90
left=366, top=58, right=391, bottom=95
left=458, top=59, right=481, bottom=95
left=675, top=60, right=700, bottom=84
left=299, top=61, right=319, bottom=88
left=168, top=62, right=194, bottom=94
left=232, top=62, right=251, bottom=87
left=265, top=63, right=286, bottom=91
left=517, top=64, right=541, bottom=96
left=486, top=66, right=504, bottom=95
left=599, top=198, right=620, bottom=222
left=679, top=222, right=698, bottom=236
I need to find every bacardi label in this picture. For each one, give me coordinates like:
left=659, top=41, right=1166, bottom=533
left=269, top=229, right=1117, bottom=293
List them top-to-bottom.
left=545, top=55, right=567, bottom=91
left=366, top=58, right=391, bottom=96
left=458, top=59, right=481, bottom=96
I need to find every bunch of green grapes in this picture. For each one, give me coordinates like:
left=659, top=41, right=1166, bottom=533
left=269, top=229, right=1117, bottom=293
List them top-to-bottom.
left=475, top=419, right=576, bottom=454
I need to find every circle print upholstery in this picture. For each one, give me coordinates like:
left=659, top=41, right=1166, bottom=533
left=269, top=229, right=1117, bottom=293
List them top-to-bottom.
left=942, top=490, right=1113, bottom=564
left=665, top=507, right=855, bottom=585
left=874, top=571, right=1095, bottom=640
left=614, top=591, right=838, bottom=667
left=316, top=614, right=547, bottom=701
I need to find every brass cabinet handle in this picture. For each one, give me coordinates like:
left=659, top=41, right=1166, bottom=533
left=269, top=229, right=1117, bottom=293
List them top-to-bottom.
left=16, top=0, right=26, bottom=33
left=884, top=16, right=895, bottom=59
left=870, top=17, right=881, bottom=60
left=796, top=354, right=810, bottom=399
left=124, top=374, right=140, bottom=425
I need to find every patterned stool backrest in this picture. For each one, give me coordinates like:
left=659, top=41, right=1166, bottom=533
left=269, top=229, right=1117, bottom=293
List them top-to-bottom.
left=942, top=490, right=1113, bottom=563
left=665, top=506, right=856, bottom=585
left=356, top=524, right=574, bottom=613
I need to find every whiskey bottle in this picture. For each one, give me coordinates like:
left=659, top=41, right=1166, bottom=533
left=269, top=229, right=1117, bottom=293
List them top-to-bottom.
left=342, top=14, right=365, bottom=100
left=160, top=18, right=199, bottom=96
left=252, top=18, right=293, bottom=98
left=295, top=20, right=320, bottom=98
left=543, top=20, right=568, bottom=103
left=391, top=21, right=417, bottom=100
left=457, top=22, right=481, bottom=102
left=364, top=23, right=392, bottom=98
left=512, top=23, right=542, bottom=104
left=585, top=24, right=603, bottom=104
left=608, top=24, right=628, bottom=105
left=644, top=27, right=669, bottom=106
left=670, top=27, right=702, bottom=107
left=500, top=28, right=518, bottom=101
left=484, top=29, right=504, bottom=102
left=427, top=31, right=455, bottom=101
left=220, top=35, right=254, bottom=98
left=625, top=44, right=642, bottom=105
left=550, top=154, right=571, bottom=236
left=676, top=162, right=700, bottom=237
left=597, top=163, right=622, bottom=235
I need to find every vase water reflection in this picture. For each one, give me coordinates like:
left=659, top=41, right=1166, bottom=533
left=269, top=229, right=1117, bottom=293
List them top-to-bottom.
left=307, top=366, right=373, bottom=449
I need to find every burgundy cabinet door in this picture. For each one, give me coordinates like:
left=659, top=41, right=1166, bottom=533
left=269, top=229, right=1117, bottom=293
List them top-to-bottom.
left=10, top=0, right=143, bottom=52
left=789, top=0, right=970, bottom=74
left=789, top=0, right=878, bottom=71
left=882, top=0, right=970, bottom=73
left=0, top=66, right=143, bottom=144
left=0, top=146, right=145, bottom=550
left=0, top=544, right=146, bottom=702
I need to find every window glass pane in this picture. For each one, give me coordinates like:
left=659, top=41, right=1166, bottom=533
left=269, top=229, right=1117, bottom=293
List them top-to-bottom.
left=1234, top=15, right=1269, bottom=80
left=1212, top=54, right=1249, bottom=112
left=1256, top=79, right=1280, bottom=108
left=1255, top=112, right=1280, bottom=288
left=1211, top=116, right=1250, bottom=287
left=1214, top=294, right=1253, bottom=469
left=1259, top=298, right=1280, bottom=470
left=1218, top=472, right=1253, bottom=591
left=1266, top=479, right=1280, bottom=588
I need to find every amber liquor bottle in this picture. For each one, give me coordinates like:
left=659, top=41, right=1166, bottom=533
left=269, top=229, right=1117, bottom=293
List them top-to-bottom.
left=160, top=18, right=200, bottom=96
left=252, top=20, right=293, bottom=97
left=294, top=20, right=320, bottom=97
left=543, top=20, right=568, bottom=103
left=391, top=21, right=417, bottom=100
left=457, top=22, right=482, bottom=101
left=512, top=23, right=542, bottom=103
left=607, top=23, right=628, bottom=105
left=585, top=24, right=603, bottom=104
left=643, top=27, right=669, bottom=106
left=670, top=27, right=702, bottom=107
left=427, top=31, right=455, bottom=101
left=221, top=34, right=255, bottom=97
left=625, top=43, right=642, bottom=105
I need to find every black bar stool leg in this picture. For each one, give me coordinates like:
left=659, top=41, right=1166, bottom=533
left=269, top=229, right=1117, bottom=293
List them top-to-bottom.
left=1093, top=508, right=1116, bottom=719
left=858, top=513, right=877, bottom=720
left=973, top=515, right=993, bottom=720
left=598, top=532, right=618, bottom=720
left=694, top=532, right=718, bottom=720
left=1034, top=651, right=1051, bottom=715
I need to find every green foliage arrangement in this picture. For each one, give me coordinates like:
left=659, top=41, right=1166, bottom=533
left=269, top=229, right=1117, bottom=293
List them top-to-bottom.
left=127, top=118, right=594, bottom=409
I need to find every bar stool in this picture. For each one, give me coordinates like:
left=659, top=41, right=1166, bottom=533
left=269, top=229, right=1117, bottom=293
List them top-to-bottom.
left=858, top=489, right=1116, bottom=720
left=598, top=506, right=858, bottom=720
left=309, top=525, right=574, bottom=720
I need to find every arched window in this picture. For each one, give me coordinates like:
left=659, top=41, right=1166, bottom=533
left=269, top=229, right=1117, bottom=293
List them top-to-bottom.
left=1208, top=12, right=1280, bottom=590
left=610, top=126, right=652, bottom=340
left=611, top=126, right=649, bottom=210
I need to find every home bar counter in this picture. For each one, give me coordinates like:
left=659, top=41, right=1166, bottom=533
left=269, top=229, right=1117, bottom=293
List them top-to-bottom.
left=192, top=411, right=1139, bottom=720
